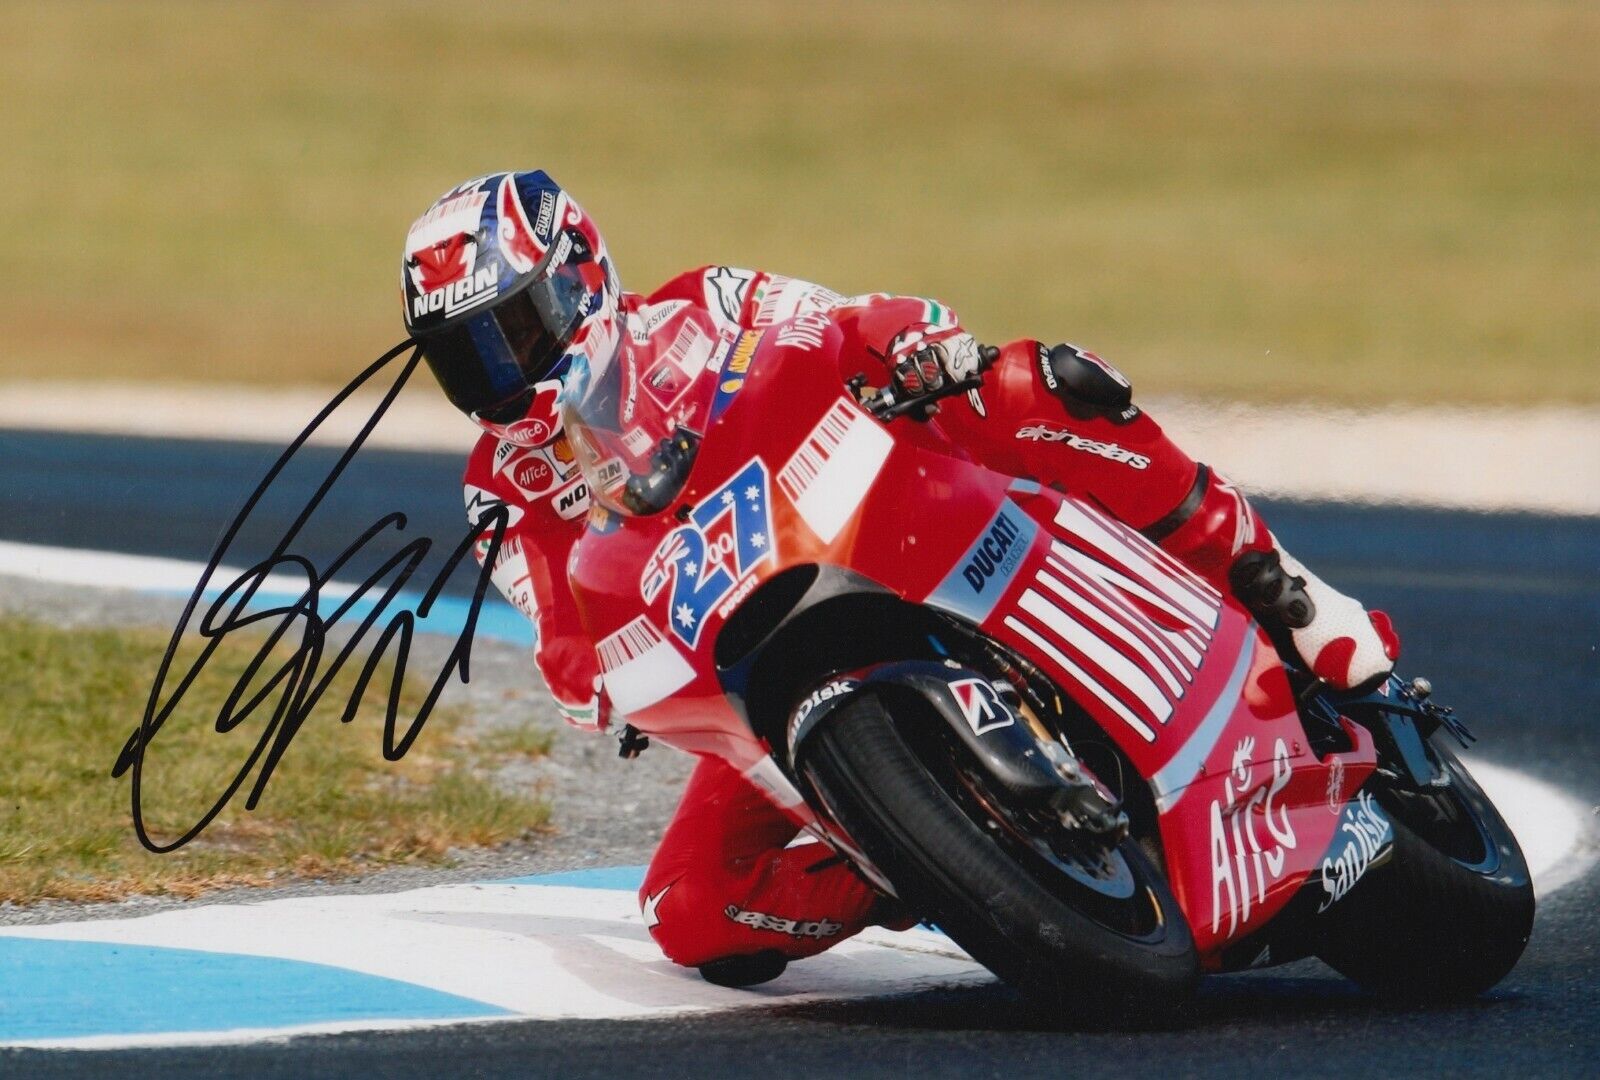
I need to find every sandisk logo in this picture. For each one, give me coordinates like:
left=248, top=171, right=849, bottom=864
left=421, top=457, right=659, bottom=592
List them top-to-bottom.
left=962, top=512, right=1025, bottom=593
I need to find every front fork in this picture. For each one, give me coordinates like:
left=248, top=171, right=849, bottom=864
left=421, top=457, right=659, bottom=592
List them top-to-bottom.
left=1299, top=671, right=1474, bottom=787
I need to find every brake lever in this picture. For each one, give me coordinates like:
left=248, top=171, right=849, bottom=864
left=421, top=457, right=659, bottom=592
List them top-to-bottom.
left=852, top=343, right=1000, bottom=423
left=869, top=374, right=986, bottom=422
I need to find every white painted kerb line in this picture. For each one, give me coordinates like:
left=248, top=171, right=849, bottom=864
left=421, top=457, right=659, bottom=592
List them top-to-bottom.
left=0, top=539, right=356, bottom=599
left=0, top=762, right=1587, bottom=1052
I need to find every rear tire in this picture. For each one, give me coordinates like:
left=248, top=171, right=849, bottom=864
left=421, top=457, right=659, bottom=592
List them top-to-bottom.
left=800, top=692, right=1197, bottom=1024
left=1313, top=740, right=1534, bottom=999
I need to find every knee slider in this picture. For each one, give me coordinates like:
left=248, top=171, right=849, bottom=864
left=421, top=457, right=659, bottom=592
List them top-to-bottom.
left=1039, top=343, right=1138, bottom=422
left=1229, top=549, right=1316, bottom=629
left=698, top=949, right=788, bottom=988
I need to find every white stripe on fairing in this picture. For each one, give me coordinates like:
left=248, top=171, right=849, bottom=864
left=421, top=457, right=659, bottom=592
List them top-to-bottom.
left=782, top=401, right=894, bottom=545
left=1053, top=501, right=1219, bottom=627
left=1099, top=508, right=1222, bottom=603
left=1051, top=541, right=1196, bottom=639
left=1052, top=542, right=1208, bottom=665
left=1049, top=552, right=1200, bottom=674
left=1037, top=566, right=1186, bottom=697
left=1018, top=589, right=1171, bottom=723
left=1004, top=614, right=1157, bottom=742
left=600, top=637, right=696, bottom=715
left=743, top=756, right=806, bottom=809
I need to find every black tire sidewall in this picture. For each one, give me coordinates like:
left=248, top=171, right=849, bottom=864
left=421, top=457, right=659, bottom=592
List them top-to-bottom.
left=801, top=692, right=1198, bottom=1018
left=1312, top=741, right=1535, bottom=998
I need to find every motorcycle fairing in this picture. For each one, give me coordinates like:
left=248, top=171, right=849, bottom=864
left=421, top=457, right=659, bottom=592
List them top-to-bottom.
left=567, top=316, right=1380, bottom=967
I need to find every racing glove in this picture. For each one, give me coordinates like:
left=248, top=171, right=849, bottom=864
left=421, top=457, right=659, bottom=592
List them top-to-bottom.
left=886, top=324, right=986, bottom=396
left=551, top=672, right=612, bottom=734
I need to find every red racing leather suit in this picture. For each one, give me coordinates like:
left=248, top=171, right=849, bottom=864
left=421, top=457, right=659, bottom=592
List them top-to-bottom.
left=462, top=266, right=1396, bottom=970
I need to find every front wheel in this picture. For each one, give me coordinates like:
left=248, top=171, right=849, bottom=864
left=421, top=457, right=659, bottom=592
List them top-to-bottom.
left=799, top=691, right=1197, bottom=1023
left=1313, top=739, right=1535, bottom=999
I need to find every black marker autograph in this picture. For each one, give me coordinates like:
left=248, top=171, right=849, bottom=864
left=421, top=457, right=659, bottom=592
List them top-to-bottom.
left=111, top=341, right=507, bottom=853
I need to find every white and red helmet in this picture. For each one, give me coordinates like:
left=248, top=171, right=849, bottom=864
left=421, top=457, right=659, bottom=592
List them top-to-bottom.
left=402, top=171, right=621, bottom=447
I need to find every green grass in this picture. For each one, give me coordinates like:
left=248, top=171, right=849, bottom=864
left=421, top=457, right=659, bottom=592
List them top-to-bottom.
left=2, top=1, right=1595, bottom=403
left=0, top=616, right=550, bottom=904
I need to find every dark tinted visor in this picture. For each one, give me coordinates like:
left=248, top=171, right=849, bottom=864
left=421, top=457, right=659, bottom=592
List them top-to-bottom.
left=418, top=261, right=591, bottom=419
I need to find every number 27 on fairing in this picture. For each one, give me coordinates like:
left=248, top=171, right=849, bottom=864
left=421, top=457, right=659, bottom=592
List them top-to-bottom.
left=639, top=459, right=776, bottom=646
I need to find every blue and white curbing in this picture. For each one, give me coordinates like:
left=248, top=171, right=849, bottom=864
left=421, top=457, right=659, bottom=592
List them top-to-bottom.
left=0, top=519, right=1593, bottom=1047
left=0, top=763, right=1589, bottom=1050
left=0, top=867, right=986, bottom=1049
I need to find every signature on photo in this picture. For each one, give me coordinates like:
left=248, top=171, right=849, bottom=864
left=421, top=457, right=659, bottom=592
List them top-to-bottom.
left=111, top=341, right=505, bottom=853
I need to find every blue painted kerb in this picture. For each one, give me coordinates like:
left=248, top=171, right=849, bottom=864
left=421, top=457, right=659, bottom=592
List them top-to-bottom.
left=0, top=938, right=509, bottom=1042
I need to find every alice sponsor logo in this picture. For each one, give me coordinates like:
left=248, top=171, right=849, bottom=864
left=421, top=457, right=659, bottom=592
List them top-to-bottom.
left=774, top=312, right=829, bottom=351
left=1014, top=425, right=1150, bottom=469
left=512, top=455, right=555, bottom=495
left=962, top=511, right=1026, bottom=593
left=1210, top=736, right=1297, bottom=936
left=1318, top=790, right=1392, bottom=912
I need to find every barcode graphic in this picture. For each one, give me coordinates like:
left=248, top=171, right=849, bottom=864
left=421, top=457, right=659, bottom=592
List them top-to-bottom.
left=664, top=322, right=700, bottom=368
left=779, top=400, right=857, bottom=502
left=622, top=427, right=652, bottom=455
left=597, top=616, right=663, bottom=672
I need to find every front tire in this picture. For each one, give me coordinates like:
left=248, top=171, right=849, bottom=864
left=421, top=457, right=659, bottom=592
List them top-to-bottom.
left=800, top=691, right=1197, bottom=1023
left=1313, top=739, right=1535, bottom=999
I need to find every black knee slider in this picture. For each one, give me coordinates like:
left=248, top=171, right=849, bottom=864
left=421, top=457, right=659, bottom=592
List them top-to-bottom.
left=698, top=949, right=788, bottom=988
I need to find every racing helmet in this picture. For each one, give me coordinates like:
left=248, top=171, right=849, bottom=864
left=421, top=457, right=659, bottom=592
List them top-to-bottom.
left=401, top=171, right=621, bottom=447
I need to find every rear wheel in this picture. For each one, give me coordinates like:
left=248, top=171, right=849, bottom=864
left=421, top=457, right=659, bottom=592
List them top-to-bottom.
left=799, top=691, right=1197, bottom=1023
left=1313, top=739, right=1534, bottom=999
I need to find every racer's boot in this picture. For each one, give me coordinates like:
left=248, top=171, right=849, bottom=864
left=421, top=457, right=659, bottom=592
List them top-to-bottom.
left=1152, top=466, right=1400, bottom=691
left=698, top=950, right=788, bottom=988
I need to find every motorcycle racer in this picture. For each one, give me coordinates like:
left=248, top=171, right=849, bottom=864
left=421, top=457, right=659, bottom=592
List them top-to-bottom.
left=402, top=170, right=1401, bottom=986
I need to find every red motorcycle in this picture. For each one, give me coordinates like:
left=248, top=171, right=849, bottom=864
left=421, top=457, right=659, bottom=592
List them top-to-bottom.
left=560, top=314, right=1533, bottom=1017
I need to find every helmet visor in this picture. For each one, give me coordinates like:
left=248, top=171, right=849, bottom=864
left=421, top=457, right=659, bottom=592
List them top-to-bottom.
left=417, top=262, right=591, bottom=421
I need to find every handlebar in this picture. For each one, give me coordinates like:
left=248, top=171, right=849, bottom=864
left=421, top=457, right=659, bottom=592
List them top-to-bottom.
left=856, top=342, right=1001, bottom=422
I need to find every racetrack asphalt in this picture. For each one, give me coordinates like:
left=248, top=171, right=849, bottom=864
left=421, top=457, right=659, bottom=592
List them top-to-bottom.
left=1, top=428, right=1596, bottom=1078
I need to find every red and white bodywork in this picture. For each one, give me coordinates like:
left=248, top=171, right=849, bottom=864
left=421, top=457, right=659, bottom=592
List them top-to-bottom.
left=566, top=318, right=1379, bottom=965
